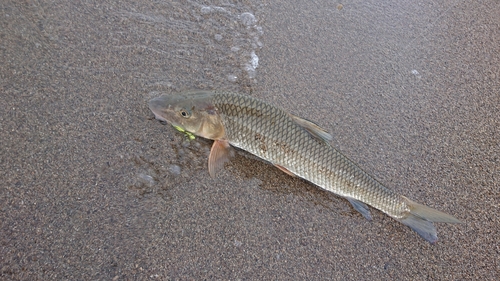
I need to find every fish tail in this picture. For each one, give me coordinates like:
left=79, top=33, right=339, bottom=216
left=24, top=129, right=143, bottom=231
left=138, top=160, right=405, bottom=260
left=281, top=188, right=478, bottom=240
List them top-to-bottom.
left=397, top=196, right=463, bottom=244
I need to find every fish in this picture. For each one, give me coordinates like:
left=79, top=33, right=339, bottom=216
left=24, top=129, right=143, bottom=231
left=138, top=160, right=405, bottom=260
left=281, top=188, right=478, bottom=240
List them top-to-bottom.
left=149, top=91, right=462, bottom=243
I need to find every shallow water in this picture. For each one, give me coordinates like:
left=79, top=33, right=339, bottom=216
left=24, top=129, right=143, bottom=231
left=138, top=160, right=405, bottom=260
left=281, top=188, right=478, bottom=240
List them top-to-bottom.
left=1, top=0, right=499, bottom=279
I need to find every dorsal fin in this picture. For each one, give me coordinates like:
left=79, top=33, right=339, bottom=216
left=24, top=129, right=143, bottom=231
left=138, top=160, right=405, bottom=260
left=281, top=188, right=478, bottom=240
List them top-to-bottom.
left=289, top=113, right=333, bottom=144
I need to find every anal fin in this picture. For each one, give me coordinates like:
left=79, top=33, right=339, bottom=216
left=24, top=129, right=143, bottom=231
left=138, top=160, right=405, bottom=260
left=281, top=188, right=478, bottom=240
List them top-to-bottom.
left=346, top=197, right=373, bottom=221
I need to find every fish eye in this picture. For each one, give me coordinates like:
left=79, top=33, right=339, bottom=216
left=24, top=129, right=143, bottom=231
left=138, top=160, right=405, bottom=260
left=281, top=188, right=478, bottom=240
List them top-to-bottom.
left=179, top=108, right=191, bottom=118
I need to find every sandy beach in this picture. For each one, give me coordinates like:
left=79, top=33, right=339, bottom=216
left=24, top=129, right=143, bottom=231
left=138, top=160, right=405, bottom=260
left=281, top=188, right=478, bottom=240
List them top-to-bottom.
left=1, top=0, right=498, bottom=279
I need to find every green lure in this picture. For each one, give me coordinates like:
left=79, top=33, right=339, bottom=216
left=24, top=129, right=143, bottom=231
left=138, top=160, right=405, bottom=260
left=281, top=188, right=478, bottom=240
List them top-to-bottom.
left=173, top=125, right=196, bottom=140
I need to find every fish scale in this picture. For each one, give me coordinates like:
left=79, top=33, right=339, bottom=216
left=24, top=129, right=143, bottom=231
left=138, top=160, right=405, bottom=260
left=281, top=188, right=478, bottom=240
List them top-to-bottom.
left=149, top=91, right=462, bottom=243
left=211, top=92, right=405, bottom=218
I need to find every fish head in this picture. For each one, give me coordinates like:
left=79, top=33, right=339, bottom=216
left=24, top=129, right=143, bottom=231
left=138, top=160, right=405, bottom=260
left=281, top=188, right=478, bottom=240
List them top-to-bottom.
left=148, top=91, right=225, bottom=140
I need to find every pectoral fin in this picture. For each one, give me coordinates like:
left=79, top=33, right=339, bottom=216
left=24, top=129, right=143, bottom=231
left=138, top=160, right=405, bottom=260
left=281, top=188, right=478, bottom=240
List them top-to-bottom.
left=289, top=113, right=333, bottom=144
left=208, top=139, right=234, bottom=177
left=346, top=197, right=373, bottom=221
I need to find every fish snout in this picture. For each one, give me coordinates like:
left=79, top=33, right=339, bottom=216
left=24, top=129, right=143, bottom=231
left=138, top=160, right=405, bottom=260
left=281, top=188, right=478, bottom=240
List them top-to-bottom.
left=149, top=95, right=176, bottom=122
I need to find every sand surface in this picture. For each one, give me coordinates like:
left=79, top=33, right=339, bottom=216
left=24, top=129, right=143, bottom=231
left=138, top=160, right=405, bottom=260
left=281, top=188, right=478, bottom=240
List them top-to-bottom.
left=1, top=0, right=499, bottom=279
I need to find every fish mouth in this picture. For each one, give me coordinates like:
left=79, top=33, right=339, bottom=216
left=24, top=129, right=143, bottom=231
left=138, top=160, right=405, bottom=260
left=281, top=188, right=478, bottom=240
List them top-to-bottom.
left=148, top=95, right=175, bottom=122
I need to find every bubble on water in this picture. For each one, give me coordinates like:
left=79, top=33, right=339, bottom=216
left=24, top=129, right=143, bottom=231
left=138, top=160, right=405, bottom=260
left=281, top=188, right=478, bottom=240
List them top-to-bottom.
left=201, top=5, right=226, bottom=14
left=197, top=6, right=262, bottom=81
left=200, top=6, right=212, bottom=14
left=213, top=6, right=227, bottom=13
left=240, top=12, right=256, bottom=26
left=255, top=26, right=263, bottom=35
left=256, top=40, right=263, bottom=48
left=250, top=51, right=259, bottom=69
left=244, top=52, right=258, bottom=78
left=245, top=65, right=256, bottom=78
left=411, top=69, right=421, bottom=79
left=181, top=139, right=191, bottom=147
left=169, top=165, right=181, bottom=175
left=138, top=173, right=155, bottom=187
left=234, top=239, right=243, bottom=247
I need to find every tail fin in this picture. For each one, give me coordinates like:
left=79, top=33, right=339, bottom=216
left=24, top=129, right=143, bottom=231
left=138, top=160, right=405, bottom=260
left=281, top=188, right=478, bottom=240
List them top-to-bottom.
left=397, top=196, right=463, bottom=244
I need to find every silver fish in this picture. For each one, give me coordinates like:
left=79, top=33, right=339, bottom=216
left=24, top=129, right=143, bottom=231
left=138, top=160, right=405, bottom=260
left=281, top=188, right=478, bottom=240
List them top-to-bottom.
left=149, top=91, right=462, bottom=243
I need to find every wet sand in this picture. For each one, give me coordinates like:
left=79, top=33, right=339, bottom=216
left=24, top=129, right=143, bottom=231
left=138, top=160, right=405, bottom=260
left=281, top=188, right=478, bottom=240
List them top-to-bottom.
left=1, top=0, right=499, bottom=279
